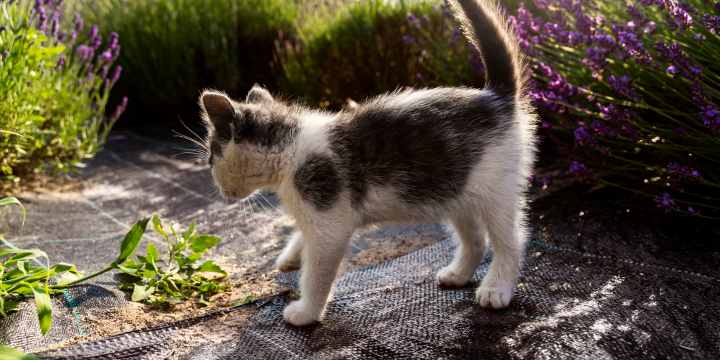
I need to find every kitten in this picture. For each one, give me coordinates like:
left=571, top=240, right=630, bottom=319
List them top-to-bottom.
left=199, top=0, right=536, bottom=326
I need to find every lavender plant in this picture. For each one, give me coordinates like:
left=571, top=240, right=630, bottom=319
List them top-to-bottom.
left=0, top=0, right=126, bottom=187
left=405, top=0, right=720, bottom=218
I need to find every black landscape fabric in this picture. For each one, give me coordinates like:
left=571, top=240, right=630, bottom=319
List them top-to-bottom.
left=0, top=130, right=717, bottom=359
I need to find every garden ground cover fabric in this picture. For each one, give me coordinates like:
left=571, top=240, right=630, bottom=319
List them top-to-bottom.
left=0, top=129, right=718, bottom=358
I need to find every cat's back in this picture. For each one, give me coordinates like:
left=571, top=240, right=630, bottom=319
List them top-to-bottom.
left=324, top=87, right=517, bottom=207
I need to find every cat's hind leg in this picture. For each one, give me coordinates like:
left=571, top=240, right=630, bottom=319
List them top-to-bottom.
left=475, top=189, right=525, bottom=309
left=437, top=215, right=487, bottom=287
left=276, top=231, right=304, bottom=273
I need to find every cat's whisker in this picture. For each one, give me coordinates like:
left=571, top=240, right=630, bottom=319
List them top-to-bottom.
left=178, top=118, right=207, bottom=147
left=173, top=131, right=208, bottom=150
left=252, top=192, right=275, bottom=218
left=257, top=192, right=281, bottom=214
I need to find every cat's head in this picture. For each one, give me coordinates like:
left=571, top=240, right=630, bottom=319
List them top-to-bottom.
left=200, top=86, right=298, bottom=200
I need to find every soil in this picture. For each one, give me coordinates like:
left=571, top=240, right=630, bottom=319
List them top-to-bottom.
left=348, top=234, right=448, bottom=271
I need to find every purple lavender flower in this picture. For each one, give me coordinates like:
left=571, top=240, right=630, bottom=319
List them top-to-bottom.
left=36, top=6, right=47, bottom=33
left=50, top=12, right=59, bottom=37
left=406, top=13, right=421, bottom=27
left=74, top=14, right=83, bottom=33
left=422, top=14, right=430, bottom=25
left=0, top=26, right=6, bottom=33
left=452, top=27, right=460, bottom=40
left=69, top=30, right=77, bottom=44
left=106, top=32, right=119, bottom=51
left=695, top=33, right=706, bottom=44
left=90, top=34, right=102, bottom=50
left=402, top=35, right=414, bottom=44
left=112, top=45, right=121, bottom=61
left=1, top=51, right=8, bottom=62
left=100, top=51, right=112, bottom=64
left=55, top=55, right=65, bottom=70
left=86, top=63, right=93, bottom=78
left=110, top=65, right=122, bottom=83
left=666, top=65, right=677, bottom=75
left=416, top=73, right=424, bottom=82
left=607, top=75, right=642, bottom=102
left=110, top=96, right=128, bottom=122
left=574, top=126, right=598, bottom=149
left=674, top=127, right=691, bottom=138
left=568, top=161, right=600, bottom=181
left=666, top=162, right=703, bottom=191
left=527, top=175, right=537, bottom=187
left=654, top=193, right=679, bottom=213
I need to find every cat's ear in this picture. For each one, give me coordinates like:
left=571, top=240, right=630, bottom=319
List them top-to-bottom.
left=246, top=85, right=274, bottom=104
left=201, top=91, right=235, bottom=135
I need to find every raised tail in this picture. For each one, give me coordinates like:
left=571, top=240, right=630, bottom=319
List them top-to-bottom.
left=448, top=0, right=526, bottom=99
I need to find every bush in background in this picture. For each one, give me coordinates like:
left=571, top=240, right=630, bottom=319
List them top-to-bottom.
left=0, top=0, right=124, bottom=187
left=72, top=0, right=299, bottom=122
left=275, top=0, right=438, bottom=109
left=405, top=0, right=720, bottom=218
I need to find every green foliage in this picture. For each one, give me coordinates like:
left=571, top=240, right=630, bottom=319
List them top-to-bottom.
left=73, top=0, right=299, bottom=119
left=276, top=0, right=438, bottom=109
left=0, top=1, right=123, bottom=186
left=1, top=206, right=227, bottom=336
left=113, top=215, right=227, bottom=309
left=228, top=295, right=255, bottom=307
left=0, top=345, right=40, bottom=360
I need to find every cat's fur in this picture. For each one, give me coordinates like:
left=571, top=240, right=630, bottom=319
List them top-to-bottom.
left=199, top=0, right=536, bottom=326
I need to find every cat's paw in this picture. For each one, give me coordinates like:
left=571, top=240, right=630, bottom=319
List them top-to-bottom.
left=276, top=255, right=301, bottom=273
left=437, top=266, right=472, bottom=287
left=476, top=285, right=513, bottom=309
left=283, top=301, right=322, bottom=326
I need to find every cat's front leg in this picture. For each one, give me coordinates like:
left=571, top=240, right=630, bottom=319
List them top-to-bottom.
left=283, top=225, right=352, bottom=326
left=276, top=231, right=304, bottom=273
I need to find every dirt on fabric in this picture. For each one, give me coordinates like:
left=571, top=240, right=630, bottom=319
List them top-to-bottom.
left=348, top=234, right=447, bottom=271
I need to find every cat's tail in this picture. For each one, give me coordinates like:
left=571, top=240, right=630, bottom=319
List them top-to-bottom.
left=448, top=0, right=526, bottom=99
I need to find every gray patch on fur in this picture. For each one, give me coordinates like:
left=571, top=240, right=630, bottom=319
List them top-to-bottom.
left=329, top=87, right=514, bottom=207
left=294, top=153, right=342, bottom=211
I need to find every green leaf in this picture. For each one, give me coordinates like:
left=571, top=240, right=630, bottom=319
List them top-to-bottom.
left=0, top=197, right=25, bottom=226
left=151, top=214, right=168, bottom=238
left=116, top=215, right=154, bottom=264
left=181, top=220, right=196, bottom=241
left=190, top=235, right=222, bottom=253
left=147, top=243, right=159, bottom=261
left=2, top=249, right=47, bottom=268
left=184, top=253, right=202, bottom=265
left=16, top=260, right=29, bottom=275
left=196, top=260, right=227, bottom=276
left=144, top=269, right=156, bottom=279
left=55, top=272, right=82, bottom=287
left=116, top=273, right=143, bottom=284
left=16, top=282, right=52, bottom=335
left=131, top=284, right=156, bottom=302
left=198, top=293, right=211, bottom=307
left=166, top=295, right=185, bottom=303
left=229, top=295, right=255, bottom=307
left=2, top=302, right=19, bottom=311
left=0, top=345, right=42, bottom=360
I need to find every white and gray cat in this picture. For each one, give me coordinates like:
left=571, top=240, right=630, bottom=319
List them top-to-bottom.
left=199, top=0, right=536, bottom=326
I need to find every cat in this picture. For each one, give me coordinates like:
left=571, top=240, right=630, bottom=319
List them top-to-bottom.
left=199, top=0, right=536, bottom=326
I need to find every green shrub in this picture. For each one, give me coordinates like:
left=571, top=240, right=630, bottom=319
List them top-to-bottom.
left=73, top=0, right=299, bottom=121
left=276, top=0, right=440, bottom=109
left=0, top=1, right=123, bottom=186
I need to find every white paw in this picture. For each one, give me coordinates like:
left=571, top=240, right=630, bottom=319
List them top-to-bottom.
left=276, top=255, right=301, bottom=273
left=437, top=266, right=472, bottom=287
left=476, top=285, right=513, bottom=309
left=283, top=301, right=322, bottom=326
